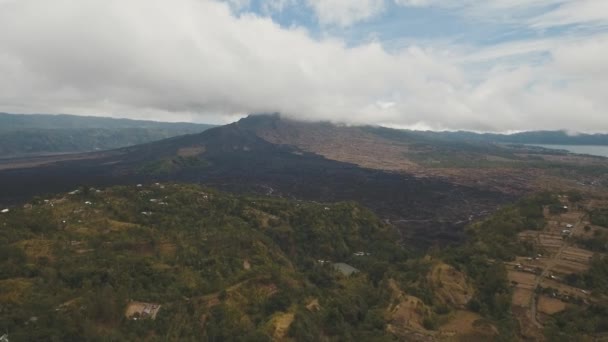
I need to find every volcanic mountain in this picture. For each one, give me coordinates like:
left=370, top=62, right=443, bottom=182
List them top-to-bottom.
left=3, top=114, right=607, bottom=246
left=0, top=115, right=523, bottom=246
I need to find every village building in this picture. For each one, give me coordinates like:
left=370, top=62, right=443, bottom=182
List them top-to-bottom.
left=332, top=263, right=360, bottom=276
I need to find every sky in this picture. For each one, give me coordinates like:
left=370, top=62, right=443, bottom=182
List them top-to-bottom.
left=0, top=0, right=607, bottom=132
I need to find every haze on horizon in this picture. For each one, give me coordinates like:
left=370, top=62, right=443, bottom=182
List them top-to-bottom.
left=0, top=0, right=607, bottom=133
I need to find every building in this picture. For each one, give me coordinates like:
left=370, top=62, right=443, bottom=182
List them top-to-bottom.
left=332, top=263, right=360, bottom=276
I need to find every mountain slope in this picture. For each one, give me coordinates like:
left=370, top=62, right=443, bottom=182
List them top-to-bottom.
left=0, top=112, right=211, bottom=131
left=0, top=113, right=215, bottom=157
left=2, top=114, right=607, bottom=247
left=0, top=115, right=514, bottom=247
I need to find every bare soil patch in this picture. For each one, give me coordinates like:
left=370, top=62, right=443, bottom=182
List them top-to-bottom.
left=559, top=246, right=594, bottom=264
left=552, top=259, right=590, bottom=274
left=427, top=263, right=473, bottom=308
left=508, top=270, right=536, bottom=290
left=512, top=288, right=534, bottom=307
left=537, top=295, right=566, bottom=315
left=125, top=301, right=161, bottom=320
left=439, top=310, right=497, bottom=340
left=271, top=312, right=295, bottom=340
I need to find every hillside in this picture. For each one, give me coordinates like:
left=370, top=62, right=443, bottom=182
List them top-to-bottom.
left=0, top=113, right=215, bottom=157
left=1, top=114, right=608, bottom=249
left=240, top=115, right=608, bottom=194
left=0, top=116, right=515, bottom=249
left=0, top=183, right=492, bottom=341
left=3, top=184, right=604, bottom=340
left=455, top=191, right=608, bottom=341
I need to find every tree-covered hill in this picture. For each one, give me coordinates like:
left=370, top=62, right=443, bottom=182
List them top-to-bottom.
left=0, top=113, right=215, bottom=157
left=0, top=183, right=508, bottom=341
left=0, top=183, right=402, bottom=340
left=4, top=184, right=604, bottom=340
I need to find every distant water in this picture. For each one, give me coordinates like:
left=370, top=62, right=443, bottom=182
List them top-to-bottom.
left=527, top=144, right=608, bottom=157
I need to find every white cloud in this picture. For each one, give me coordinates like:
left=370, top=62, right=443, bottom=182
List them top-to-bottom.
left=0, top=0, right=606, bottom=132
left=307, top=0, right=385, bottom=26
left=531, top=0, right=608, bottom=28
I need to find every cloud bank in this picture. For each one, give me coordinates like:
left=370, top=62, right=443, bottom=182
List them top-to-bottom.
left=0, top=0, right=607, bottom=132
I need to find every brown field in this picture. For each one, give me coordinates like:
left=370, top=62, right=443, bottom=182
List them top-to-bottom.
left=560, top=212, right=582, bottom=223
left=573, top=222, right=594, bottom=238
left=518, top=230, right=539, bottom=242
left=538, top=233, right=563, bottom=248
left=559, top=246, right=594, bottom=264
left=552, top=259, right=590, bottom=274
left=508, top=270, right=537, bottom=287
left=512, top=288, right=534, bottom=306
left=537, top=295, right=566, bottom=315
left=439, top=310, right=498, bottom=340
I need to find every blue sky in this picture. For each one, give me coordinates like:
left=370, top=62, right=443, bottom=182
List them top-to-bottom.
left=0, top=0, right=607, bottom=132
left=227, top=0, right=606, bottom=45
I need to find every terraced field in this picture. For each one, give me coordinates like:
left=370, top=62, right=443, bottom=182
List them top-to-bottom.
left=507, top=196, right=606, bottom=340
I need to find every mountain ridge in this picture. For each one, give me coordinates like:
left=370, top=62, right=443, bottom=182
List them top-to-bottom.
left=0, top=112, right=216, bottom=158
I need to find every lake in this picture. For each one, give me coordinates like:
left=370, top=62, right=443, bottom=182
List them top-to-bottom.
left=528, top=144, right=608, bottom=158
